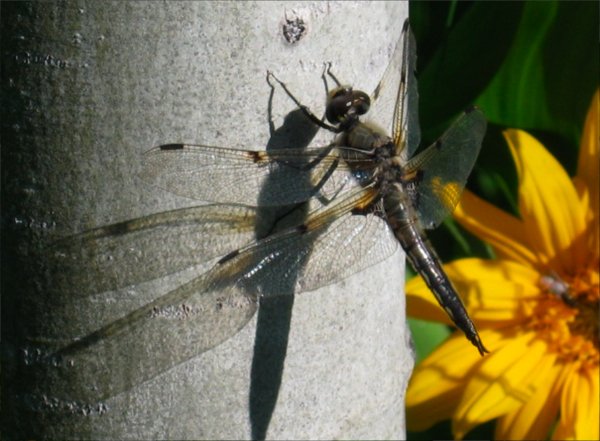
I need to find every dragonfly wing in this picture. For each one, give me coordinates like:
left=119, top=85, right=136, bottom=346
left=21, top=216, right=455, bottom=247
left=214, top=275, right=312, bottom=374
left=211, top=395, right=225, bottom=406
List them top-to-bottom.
left=370, top=20, right=420, bottom=160
left=405, top=107, right=487, bottom=229
left=141, top=144, right=363, bottom=207
left=46, top=152, right=376, bottom=299
left=209, top=179, right=396, bottom=297
left=33, top=182, right=397, bottom=402
left=220, top=197, right=397, bottom=298
left=45, top=204, right=259, bottom=298
left=294, top=206, right=398, bottom=293
left=30, top=271, right=258, bottom=402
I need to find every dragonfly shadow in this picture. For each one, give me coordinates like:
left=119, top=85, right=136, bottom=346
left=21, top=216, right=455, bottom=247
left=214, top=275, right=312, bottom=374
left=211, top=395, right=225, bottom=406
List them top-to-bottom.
left=21, top=87, right=325, bottom=425
left=250, top=107, right=320, bottom=441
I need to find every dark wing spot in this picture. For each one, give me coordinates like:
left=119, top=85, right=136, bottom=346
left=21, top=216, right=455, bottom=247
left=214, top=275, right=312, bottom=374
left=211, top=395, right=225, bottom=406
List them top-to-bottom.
left=464, top=105, right=477, bottom=114
left=435, top=139, right=443, bottom=150
left=159, top=144, right=185, bottom=151
left=244, top=151, right=267, bottom=163
left=404, top=168, right=424, bottom=184
left=416, top=169, right=424, bottom=181
left=351, top=195, right=378, bottom=215
left=351, top=206, right=369, bottom=215
left=104, top=220, right=133, bottom=236
left=295, top=224, right=308, bottom=234
left=218, top=249, right=240, bottom=264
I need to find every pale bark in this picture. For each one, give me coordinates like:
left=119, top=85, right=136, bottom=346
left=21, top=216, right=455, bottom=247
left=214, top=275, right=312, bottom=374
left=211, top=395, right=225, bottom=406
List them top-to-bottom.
left=1, top=2, right=412, bottom=439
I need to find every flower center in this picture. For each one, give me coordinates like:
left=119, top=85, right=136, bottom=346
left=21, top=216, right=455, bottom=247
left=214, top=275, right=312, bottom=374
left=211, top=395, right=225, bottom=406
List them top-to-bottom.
left=532, top=266, right=599, bottom=370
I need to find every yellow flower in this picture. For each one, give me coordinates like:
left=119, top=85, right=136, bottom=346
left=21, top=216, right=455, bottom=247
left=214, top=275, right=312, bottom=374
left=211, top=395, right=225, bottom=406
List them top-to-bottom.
left=405, top=90, right=599, bottom=440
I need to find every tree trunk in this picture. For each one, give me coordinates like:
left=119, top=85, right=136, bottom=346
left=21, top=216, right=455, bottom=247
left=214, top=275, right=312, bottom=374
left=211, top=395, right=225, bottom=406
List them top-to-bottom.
left=1, top=2, right=412, bottom=439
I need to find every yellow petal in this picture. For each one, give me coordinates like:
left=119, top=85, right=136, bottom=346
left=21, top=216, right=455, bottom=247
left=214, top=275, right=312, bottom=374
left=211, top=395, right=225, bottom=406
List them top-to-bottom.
left=577, top=89, right=600, bottom=258
left=578, top=89, right=599, bottom=218
left=505, top=129, right=588, bottom=273
left=573, top=176, right=600, bottom=262
left=455, top=190, right=538, bottom=266
left=406, top=258, right=540, bottom=325
left=443, top=258, right=540, bottom=324
left=406, top=273, right=452, bottom=324
left=406, top=331, right=503, bottom=431
left=453, top=333, right=548, bottom=439
left=495, top=355, right=564, bottom=440
left=554, top=365, right=600, bottom=440
left=580, top=367, right=600, bottom=440
left=406, top=380, right=462, bottom=431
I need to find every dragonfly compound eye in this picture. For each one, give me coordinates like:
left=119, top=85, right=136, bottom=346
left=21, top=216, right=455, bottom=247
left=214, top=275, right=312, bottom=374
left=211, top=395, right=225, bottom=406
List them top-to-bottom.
left=326, top=88, right=370, bottom=124
left=351, top=90, right=370, bottom=116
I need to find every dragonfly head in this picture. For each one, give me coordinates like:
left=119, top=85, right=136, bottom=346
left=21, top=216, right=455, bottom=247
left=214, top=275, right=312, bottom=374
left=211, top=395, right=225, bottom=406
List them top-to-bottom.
left=325, top=87, right=370, bottom=127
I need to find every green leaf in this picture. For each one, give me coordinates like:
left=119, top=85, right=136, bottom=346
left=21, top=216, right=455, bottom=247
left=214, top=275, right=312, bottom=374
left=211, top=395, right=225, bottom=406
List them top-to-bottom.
left=476, top=1, right=598, bottom=148
left=412, top=2, right=524, bottom=140
left=408, top=318, right=451, bottom=364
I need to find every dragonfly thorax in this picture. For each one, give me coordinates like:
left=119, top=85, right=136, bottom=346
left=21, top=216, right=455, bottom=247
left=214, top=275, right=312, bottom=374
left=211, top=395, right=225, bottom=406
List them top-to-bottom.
left=325, top=87, right=370, bottom=129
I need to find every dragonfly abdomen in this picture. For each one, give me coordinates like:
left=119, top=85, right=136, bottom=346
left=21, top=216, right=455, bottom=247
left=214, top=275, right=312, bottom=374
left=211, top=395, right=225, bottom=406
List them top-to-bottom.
left=389, top=211, right=487, bottom=355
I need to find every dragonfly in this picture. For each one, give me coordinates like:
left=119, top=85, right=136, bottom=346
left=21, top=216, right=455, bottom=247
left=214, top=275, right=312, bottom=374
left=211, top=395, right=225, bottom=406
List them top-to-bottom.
left=34, top=20, right=487, bottom=403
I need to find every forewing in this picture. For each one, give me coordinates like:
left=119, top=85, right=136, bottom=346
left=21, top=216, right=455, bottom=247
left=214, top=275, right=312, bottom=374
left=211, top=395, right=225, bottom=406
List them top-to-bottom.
left=370, top=20, right=420, bottom=160
left=405, top=107, right=487, bottom=229
left=141, top=144, right=366, bottom=207
left=216, top=188, right=397, bottom=298
left=45, top=204, right=259, bottom=298
left=293, top=204, right=398, bottom=293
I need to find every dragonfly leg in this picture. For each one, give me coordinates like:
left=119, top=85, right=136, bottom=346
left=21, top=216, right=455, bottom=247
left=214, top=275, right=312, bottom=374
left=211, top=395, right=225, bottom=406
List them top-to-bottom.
left=323, top=62, right=343, bottom=88
left=265, top=70, right=278, bottom=136
left=266, top=71, right=341, bottom=134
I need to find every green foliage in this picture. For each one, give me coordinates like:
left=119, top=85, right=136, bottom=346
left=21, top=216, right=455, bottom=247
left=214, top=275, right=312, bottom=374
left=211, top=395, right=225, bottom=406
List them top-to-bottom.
left=409, top=0, right=598, bottom=276
left=407, top=317, right=451, bottom=364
